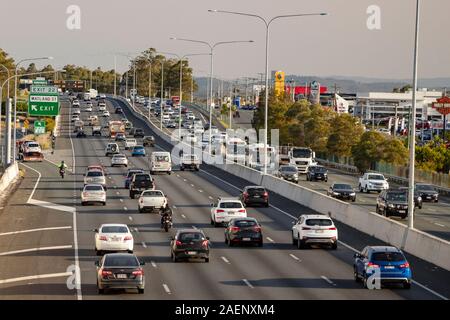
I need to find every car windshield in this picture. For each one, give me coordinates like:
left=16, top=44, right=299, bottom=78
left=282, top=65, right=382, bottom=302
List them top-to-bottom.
left=133, top=146, right=144, bottom=150
left=292, top=148, right=311, bottom=158
left=114, top=155, right=126, bottom=158
left=155, top=155, right=169, bottom=162
left=281, top=166, right=297, bottom=172
left=312, top=166, right=327, bottom=173
left=127, top=170, right=143, bottom=178
left=87, top=171, right=103, bottom=177
left=135, top=175, right=151, bottom=182
left=368, top=175, right=384, bottom=180
left=334, top=184, right=352, bottom=190
left=416, top=184, right=434, bottom=191
left=85, top=185, right=103, bottom=191
left=142, top=191, right=163, bottom=197
left=386, top=193, right=407, bottom=201
left=220, top=202, right=242, bottom=209
left=305, top=219, right=333, bottom=226
left=234, top=220, right=257, bottom=227
left=101, top=226, right=128, bottom=233
left=178, top=232, right=205, bottom=242
left=372, top=252, right=405, bottom=262
left=103, top=255, right=139, bottom=267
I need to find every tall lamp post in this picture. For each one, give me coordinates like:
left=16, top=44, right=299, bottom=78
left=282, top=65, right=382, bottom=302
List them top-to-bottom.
left=209, top=9, right=327, bottom=174
left=170, top=37, right=254, bottom=151
left=0, top=64, right=11, bottom=162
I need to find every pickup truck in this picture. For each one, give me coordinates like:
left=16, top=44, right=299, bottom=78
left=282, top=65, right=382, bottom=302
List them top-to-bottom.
left=125, top=138, right=137, bottom=150
left=180, top=154, right=200, bottom=171
left=358, top=173, right=389, bottom=193
left=138, top=190, right=168, bottom=213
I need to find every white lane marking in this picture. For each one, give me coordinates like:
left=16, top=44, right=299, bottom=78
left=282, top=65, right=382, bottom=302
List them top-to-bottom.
left=19, top=163, right=42, bottom=202
left=176, top=174, right=180, bottom=177
left=183, top=179, right=187, bottom=182
left=190, top=184, right=195, bottom=187
left=198, top=189, right=203, bottom=193
left=116, top=192, right=120, bottom=195
left=208, top=196, right=214, bottom=200
left=28, top=199, right=75, bottom=213
left=119, top=199, right=124, bottom=203
left=360, top=199, right=366, bottom=203
left=173, top=205, right=177, bottom=209
left=124, top=207, right=128, bottom=211
left=429, top=209, right=437, bottom=212
left=370, top=212, right=377, bottom=215
left=181, top=214, right=186, bottom=219
left=128, top=216, right=133, bottom=221
left=435, top=223, right=445, bottom=227
left=0, top=226, right=72, bottom=237
left=192, top=226, right=198, bottom=229
left=134, top=228, right=139, bottom=233
left=266, top=237, right=274, bottom=243
left=142, top=242, right=147, bottom=248
left=0, top=245, right=72, bottom=256
left=289, top=254, right=301, bottom=261
left=221, top=256, right=231, bottom=264
left=151, top=261, right=157, bottom=268
left=0, top=272, right=73, bottom=285
left=321, top=275, right=336, bottom=286
left=242, top=279, right=254, bottom=289
left=411, top=280, right=449, bottom=300
left=162, top=284, right=172, bottom=294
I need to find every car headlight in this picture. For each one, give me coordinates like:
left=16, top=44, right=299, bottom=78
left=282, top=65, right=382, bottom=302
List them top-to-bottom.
left=333, top=192, right=340, bottom=196
left=350, top=192, right=356, bottom=196
left=417, top=196, right=422, bottom=201
left=388, top=204, right=395, bottom=208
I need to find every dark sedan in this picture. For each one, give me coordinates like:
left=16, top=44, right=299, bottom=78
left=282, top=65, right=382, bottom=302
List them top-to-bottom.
left=76, top=130, right=87, bottom=138
left=277, top=165, right=299, bottom=183
left=306, top=165, right=328, bottom=182
left=327, top=183, right=356, bottom=202
left=415, top=183, right=439, bottom=202
left=240, top=186, right=269, bottom=207
left=398, top=187, right=422, bottom=209
left=225, top=217, right=263, bottom=247
left=170, top=229, right=210, bottom=262
left=95, top=253, right=145, bottom=294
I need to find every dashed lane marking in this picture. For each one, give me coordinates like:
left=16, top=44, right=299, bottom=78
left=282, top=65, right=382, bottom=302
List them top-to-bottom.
left=128, top=216, right=133, bottom=221
left=0, top=226, right=72, bottom=237
left=266, top=237, right=274, bottom=243
left=142, top=242, right=147, bottom=248
left=0, top=245, right=73, bottom=256
left=289, top=254, right=301, bottom=262
left=221, top=256, right=231, bottom=264
left=151, top=261, right=157, bottom=268
left=321, top=276, right=337, bottom=286
left=242, top=279, right=254, bottom=289
left=163, top=284, right=172, bottom=294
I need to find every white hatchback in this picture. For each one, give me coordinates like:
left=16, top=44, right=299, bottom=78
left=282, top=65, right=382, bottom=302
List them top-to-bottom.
left=81, top=184, right=106, bottom=206
left=210, top=198, right=247, bottom=227
left=291, top=215, right=338, bottom=250
left=94, top=224, right=133, bottom=255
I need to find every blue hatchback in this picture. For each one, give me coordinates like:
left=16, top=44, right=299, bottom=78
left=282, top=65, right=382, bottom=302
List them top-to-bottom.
left=131, top=146, right=146, bottom=157
left=353, top=246, right=412, bottom=289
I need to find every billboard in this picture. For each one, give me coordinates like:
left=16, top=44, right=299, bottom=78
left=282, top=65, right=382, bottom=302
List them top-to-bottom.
left=274, top=71, right=285, bottom=96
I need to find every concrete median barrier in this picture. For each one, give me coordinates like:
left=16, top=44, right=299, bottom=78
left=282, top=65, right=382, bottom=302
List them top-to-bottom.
left=0, top=162, right=19, bottom=193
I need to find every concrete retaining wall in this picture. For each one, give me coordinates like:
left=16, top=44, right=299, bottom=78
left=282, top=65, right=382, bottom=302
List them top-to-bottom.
left=0, top=162, right=19, bottom=193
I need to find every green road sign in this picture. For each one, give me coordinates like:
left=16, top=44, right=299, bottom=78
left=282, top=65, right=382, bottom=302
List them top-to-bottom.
left=32, top=79, right=48, bottom=85
left=28, top=85, right=60, bottom=116
left=34, top=120, right=46, bottom=135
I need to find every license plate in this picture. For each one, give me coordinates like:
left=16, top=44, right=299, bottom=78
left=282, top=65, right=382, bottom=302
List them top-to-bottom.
left=253, top=195, right=260, bottom=198
left=426, top=196, right=431, bottom=199
left=398, top=210, right=405, bottom=213
left=229, top=211, right=235, bottom=215
left=315, top=230, right=324, bottom=233
left=111, top=238, right=120, bottom=242
left=242, top=238, right=251, bottom=241
left=187, top=251, right=197, bottom=255
left=384, top=266, right=395, bottom=269
left=116, top=274, right=127, bottom=279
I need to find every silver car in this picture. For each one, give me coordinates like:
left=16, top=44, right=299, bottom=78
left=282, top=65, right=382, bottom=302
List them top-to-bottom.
left=111, top=154, right=128, bottom=167
left=84, top=170, right=107, bottom=189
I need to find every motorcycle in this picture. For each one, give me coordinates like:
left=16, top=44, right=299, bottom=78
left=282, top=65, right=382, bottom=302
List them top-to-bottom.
left=59, top=168, right=65, bottom=179
left=162, top=216, right=172, bottom=232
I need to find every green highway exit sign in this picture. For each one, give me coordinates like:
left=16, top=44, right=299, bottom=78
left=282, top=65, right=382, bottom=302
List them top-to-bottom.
left=28, top=85, right=60, bottom=116
left=34, top=120, right=46, bottom=135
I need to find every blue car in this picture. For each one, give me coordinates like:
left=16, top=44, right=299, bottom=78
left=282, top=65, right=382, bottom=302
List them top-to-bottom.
left=131, top=145, right=146, bottom=157
left=124, top=169, right=144, bottom=189
left=353, top=246, right=412, bottom=289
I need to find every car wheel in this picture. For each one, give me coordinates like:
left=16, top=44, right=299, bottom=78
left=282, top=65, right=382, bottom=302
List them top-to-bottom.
left=180, top=167, right=184, bottom=171
left=150, top=171, right=154, bottom=175
left=358, top=184, right=362, bottom=192
left=365, top=186, right=369, bottom=193
left=129, top=192, right=133, bottom=199
left=352, top=198, right=356, bottom=202
left=82, top=202, right=86, bottom=206
left=265, top=202, right=269, bottom=208
left=419, top=204, right=422, bottom=209
left=375, top=205, right=379, bottom=214
left=138, top=207, right=142, bottom=213
left=383, top=209, right=388, bottom=217
left=210, top=218, right=215, bottom=226
left=292, top=232, right=298, bottom=246
left=224, top=237, right=228, bottom=245
left=297, top=237, right=306, bottom=249
left=228, top=239, right=233, bottom=247
left=257, top=240, right=263, bottom=247
left=331, top=242, right=337, bottom=250
left=95, top=249, right=101, bottom=256
left=128, top=250, right=133, bottom=254
left=172, top=253, right=178, bottom=263
left=204, top=257, right=210, bottom=263
left=354, top=268, right=361, bottom=283
left=363, top=275, right=368, bottom=289
left=403, top=281, right=411, bottom=289
left=98, top=287, right=104, bottom=295
left=138, top=288, right=144, bottom=294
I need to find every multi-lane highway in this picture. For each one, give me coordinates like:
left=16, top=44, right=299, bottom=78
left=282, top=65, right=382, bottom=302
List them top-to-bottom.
left=0, top=95, right=449, bottom=300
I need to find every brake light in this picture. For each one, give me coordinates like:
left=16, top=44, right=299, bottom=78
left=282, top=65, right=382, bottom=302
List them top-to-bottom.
left=243, top=192, right=249, bottom=198
left=263, top=192, right=269, bottom=198
left=216, top=209, right=225, bottom=213
left=238, top=209, right=246, bottom=213
left=230, top=226, right=240, bottom=232
left=253, top=226, right=261, bottom=232
left=328, top=227, right=337, bottom=230
left=99, top=236, right=108, bottom=241
left=124, top=236, right=133, bottom=241
left=175, top=240, right=182, bottom=246
left=201, top=240, right=209, bottom=248
left=367, top=262, right=380, bottom=268
left=399, top=262, right=410, bottom=268
left=132, top=269, right=144, bottom=276
left=101, top=270, right=112, bottom=277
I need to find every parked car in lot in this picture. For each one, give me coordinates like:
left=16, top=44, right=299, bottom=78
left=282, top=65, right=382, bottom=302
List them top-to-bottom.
left=143, top=136, right=155, bottom=147
left=131, top=145, right=146, bottom=157
left=111, top=154, right=128, bottom=167
left=276, top=165, right=299, bottom=183
left=306, top=165, right=328, bottom=182
left=124, top=168, right=144, bottom=189
left=129, top=173, right=155, bottom=199
left=327, top=183, right=356, bottom=202
left=415, top=183, right=439, bottom=202
left=81, top=184, right=106, bottom=206
left=240, top=186, right=269, bottom=207
left=398, top=187, right=422, bottom=209
left=376, top=189, right=409, bottom=219
left=137, top=190, right=167, bottom=213
left=210, top=197, right=247, bottom=227
left=291, top=215, right=338, bottom=250
left=224, top=217, right=263, bottom=247
left=94, top=224, right=134, bottom=255
left=170, top=229, right=210, bottom=263
left=353, top=246, right=412, bottom=289
left=95, top=253, right=145, bottom=294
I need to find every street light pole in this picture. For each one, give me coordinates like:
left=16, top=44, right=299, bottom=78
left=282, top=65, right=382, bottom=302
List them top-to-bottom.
left=408, top=0, right=421, bottom=230
left=209, top=9, right=327, bottom=174
left=114, top=55, right=117, bottom=97
left=160, top=61, right=164, bottom=130
left=148, top=62, right=152, bottom=121
left=0, top=64, right=10, bottom=163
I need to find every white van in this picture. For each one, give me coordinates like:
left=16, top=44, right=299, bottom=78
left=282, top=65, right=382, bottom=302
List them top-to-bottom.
left=150, top=151, right=172, bottom=175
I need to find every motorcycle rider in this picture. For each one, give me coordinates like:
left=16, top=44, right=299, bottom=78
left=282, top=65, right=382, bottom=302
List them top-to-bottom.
left=58, top=160, right=68, bottom=178
left=160, top=203, right=173, bottom=228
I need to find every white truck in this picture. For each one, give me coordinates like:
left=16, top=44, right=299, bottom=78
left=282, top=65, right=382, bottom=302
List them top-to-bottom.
left=88, top=88, right=98, bottom=100
left=125, top=138, right=137, bottom=150
left=289, top=147, right=317, bottom=174
left=180, top=154, right=200, bottom=171
left=358, top=172, right=389, bottom=193
left=138, top=190, right=168, bottom=213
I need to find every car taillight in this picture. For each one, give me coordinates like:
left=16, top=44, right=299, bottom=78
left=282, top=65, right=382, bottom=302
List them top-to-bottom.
left=243, top=192, right=249, bottom=198
left=263, top=192, right=268, bottom=198
left=216, top=209, right=224, bottom=213
left=238, top=209, right=246, bottom=213
left=230, top=226, right=240, bottom=232
left=253, top=226, right=261, bottom=232
left=302, top=227, right=311, bottom=230
left=328, top=227, right=337, bottom=230
left=99, top=236, right=108, bottom=241
left=124, top=236, right=133, bottom=241
left=175, top=240, right=182, bottom=246
left=201, top=240, right=209, bottom=248
left=367, top=262, right=380, bottom=268
left=399, top=262, right=410, bottom=268
left=132, top=269, right=144, bottom=276
left=101, top=270, right=112, bottom=277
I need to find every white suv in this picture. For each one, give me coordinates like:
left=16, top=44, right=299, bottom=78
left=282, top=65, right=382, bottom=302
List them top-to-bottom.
left=210, top=197, right=247, bottom=227
left=291, top=215, right=338, bottom=250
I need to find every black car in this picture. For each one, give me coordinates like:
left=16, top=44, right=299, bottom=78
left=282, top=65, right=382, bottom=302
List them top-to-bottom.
left=115, top=107, right=123, bottom=114
left=128, top=128, right=136, bottom=136
left=133, top=128, right=144, bottom=138
left=76, top=130, right=87, bottom=138
left=115, top=133, right=126, bottom=142
left=143, top=136, right=155, bottom=147
left=277, top=165, right=299, bottom=183
left=306, top=165, right=328, bottom=182
left=129, top=173, right=154, bottom=199
left=327, top=183, right=356, bottom=202
left=415, top=183, right=439, bottom=202
left=240, top=186, right=269, bottom=207
left=398, top=187, right=422, bottom=209
left=376, top=189, right=408, bottom=219
left=224, top=217, right=263, bottom=247
left=170, top=229, right=210, bottom=262
left=95, top=253, right=145, bottom=294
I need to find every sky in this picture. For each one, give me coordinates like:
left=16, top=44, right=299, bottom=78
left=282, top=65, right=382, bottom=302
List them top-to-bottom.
left=1, top=0, right=449, bottom=81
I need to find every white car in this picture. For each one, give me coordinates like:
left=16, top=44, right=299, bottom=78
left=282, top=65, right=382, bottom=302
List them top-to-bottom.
left=100, top=94, right=107, bottom=99
left=72, top=100, right=80, bottom=107
left=99, top=104, right=107, bottom=112
left=85, top=106, right=93, bottom=112
left=72, top=108, right=81, bottom=115
left=102, top=110, right=110, bottom=117
left=71, top=114, right=80, bottom=122
left=186, top=114, right=195, bottom=120
left=125, top=138, right=137, bottom=150
left=24, top=142, right=42, bottom=153
left=111, top=154, right=128, bottom=167
left=84, top=169, right=107, bottom=188
left=81, top=184, right=106, bottom=206
left=138, top=190, right=168, bottom=213
left=210, top=197, right=247, bottom=227
left=291, top=215, right=338, bottom=250
left=94, top=224, right=133, bottom=255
